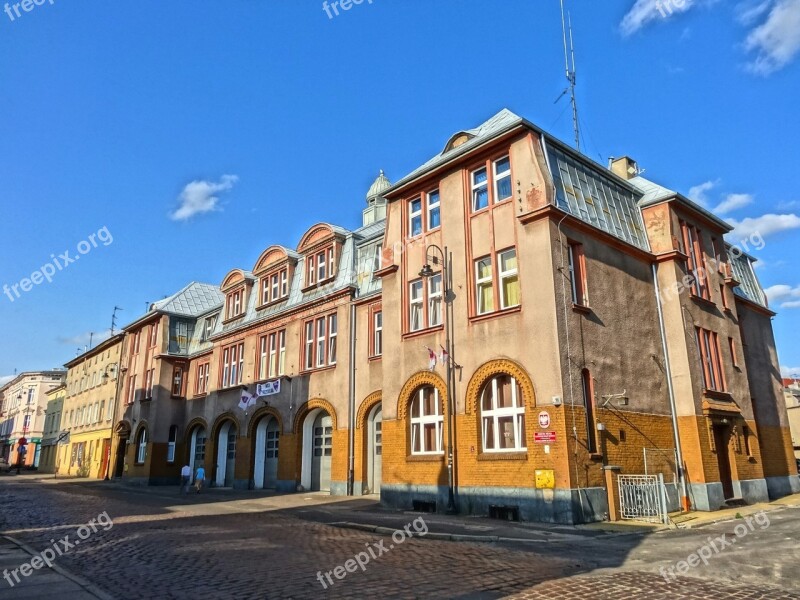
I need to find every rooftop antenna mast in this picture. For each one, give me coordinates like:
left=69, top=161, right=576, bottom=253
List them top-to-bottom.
left=559, top=0, right=580, bottom=151
left=111, top=306, right=123, bottom=336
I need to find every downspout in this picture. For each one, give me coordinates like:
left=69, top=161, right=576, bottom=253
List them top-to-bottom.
left=652, top=263, right=690, bottom=511
left=347, top=302, right=357, bottom=496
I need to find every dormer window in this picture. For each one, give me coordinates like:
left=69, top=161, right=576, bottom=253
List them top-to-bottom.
left=305, top=246, right=336, bottom=289
left=260, top=267, right=289, bottom=306
left=226, top=289, right=244, bottom=320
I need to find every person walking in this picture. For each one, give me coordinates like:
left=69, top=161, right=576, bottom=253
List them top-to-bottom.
left=180, top=464, right=191, bottom=495
left=194, top=465, right=205, bottom=493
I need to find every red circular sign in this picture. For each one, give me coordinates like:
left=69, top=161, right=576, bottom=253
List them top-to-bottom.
left=18, top=437, right=27, bottom=446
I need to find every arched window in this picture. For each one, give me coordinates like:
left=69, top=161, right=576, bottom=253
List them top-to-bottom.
left=481, top=375, right=526, bottom=452
left=410, top=386, right=443, bottom=455
left=167, top=425, right=178, bottom=463
left=136, top=427, right=148, bottom=464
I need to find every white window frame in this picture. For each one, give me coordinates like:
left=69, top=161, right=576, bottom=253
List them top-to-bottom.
left=493, top=156, right=512, bottom=203
left=471, top=166, right=489, bottom=212
left=427, top=190, right=440, bottom=230
left=409, top=197, right=422, bottom=237
left=498, top=248, right=519, bottom=309
left=317, top=250, right=327, bottom=282
left=307, top=256, right=316, bottom=286
left=475, top=257, right=494, bottom=315
left=280, top=270, right=288, bottom=297
left=428, top=273, right=443, bottom=327
left=261, top=277, right=270, bottom=304
left=409, top=280, right=423, bottom=332
left=373, top=310, right=383, bottom=357
left=328, top=314, right=338, bottom=365
left=316, top=317, right=327, bottom=368
left=304, top=321, right=314, bottom=370
left=259, top=336, right=269, bottom=380
left=481, top=375, right=526, bottom=452
left=410, top=387, right=443, bottom=455
left=167, top=426, right=177, bottom=463
left=136, top=428, right=147, bottom=464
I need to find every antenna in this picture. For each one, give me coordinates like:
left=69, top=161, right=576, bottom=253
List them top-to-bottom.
left=558, top=0, right=581, bottom=151
left=111, top=306, right=123, bottom=336
left=89, top=332, right=94, bottom=350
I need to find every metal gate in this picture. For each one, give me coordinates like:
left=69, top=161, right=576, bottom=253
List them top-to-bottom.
left=618, top=473, right=669, bottom=524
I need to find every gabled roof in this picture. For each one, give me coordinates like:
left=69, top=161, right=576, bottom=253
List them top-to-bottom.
left=150, top=282, right=223, bottom=318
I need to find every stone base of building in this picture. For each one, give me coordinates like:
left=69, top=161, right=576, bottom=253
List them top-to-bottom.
left=765, top=475, right=800, bottom=499
left=689, top=478, right=769, bottom=511
left=380, top=483, right=608, bottom=525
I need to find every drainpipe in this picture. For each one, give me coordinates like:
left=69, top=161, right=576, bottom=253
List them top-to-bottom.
left=652, top=263, right=690, bottom=512
left=347, top=302, right=357, bottom=496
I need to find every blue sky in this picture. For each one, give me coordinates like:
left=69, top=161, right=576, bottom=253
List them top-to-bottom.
left=1, top=0, right=799, bottom=383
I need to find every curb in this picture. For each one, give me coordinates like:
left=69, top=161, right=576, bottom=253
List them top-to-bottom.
left=1, top=535, right=115, bottom=600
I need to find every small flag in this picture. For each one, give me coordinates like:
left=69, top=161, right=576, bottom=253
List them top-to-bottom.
left=439, top=345, right=449, bottom=366
left=427, top=347, right=437, bottom=371
left=239, top=390, right=257, bottom=411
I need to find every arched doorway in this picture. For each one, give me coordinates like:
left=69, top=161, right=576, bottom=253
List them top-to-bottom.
left=367, top=404, right=382, bottom=494
left=301, top=409, right=332, bottom=492
left=253, top=416, right=280, bottom=490
left=215, top=421, right=237, bottom=488
left=188, top=425, right=207, bottom=479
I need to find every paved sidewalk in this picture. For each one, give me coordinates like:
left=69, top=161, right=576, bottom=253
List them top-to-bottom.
left=0, top=535, right=113, bottom=600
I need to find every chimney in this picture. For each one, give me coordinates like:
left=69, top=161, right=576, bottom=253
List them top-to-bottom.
left=609, top=156, right=639, bottom=180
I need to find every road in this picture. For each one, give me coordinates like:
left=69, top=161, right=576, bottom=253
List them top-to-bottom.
left=0, top=476, right=798, bottom=599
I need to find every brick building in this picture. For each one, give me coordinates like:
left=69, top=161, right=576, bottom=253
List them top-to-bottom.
left=109, top=109, right=798, bottom=523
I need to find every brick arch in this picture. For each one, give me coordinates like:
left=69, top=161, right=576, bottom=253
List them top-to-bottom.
left=465, top=358, right=536, bottom=416
left=396, top=371, right=447, bottom=422
left=356, top=391, right=382, bottom=430
left=292, top=398, right=338, bottom=433
left=247, top=406, right=284, bottom=438
left=210, top=412, right=240, bottom=440
left=183, top=417, right=209, bottom=443
left=133, top=420, right=149, bottom=441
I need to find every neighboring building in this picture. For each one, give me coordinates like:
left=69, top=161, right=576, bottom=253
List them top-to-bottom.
left=105, top=108, right=797, bottom=523
left=57, top=335, right=124, bottom=478
left=0, top=370, right=66, bottom=468
left=784, top=378, right=800, bottom=460
left=39, top=384, right=66, bottom=473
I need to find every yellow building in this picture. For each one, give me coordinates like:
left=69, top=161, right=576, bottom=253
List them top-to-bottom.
left=58, top=334, right=125, bottom=478
left=40, top=384, right=66, bottom=473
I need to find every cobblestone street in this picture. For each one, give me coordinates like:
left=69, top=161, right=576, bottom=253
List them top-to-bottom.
left=1, top=476, right=798, bottom=599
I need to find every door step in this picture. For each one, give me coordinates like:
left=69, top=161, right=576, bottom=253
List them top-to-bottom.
left=724, top=497, right=748, bottom=508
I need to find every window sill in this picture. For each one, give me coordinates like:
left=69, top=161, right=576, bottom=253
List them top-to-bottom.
left=301, top=275, right=336, bottom=294
left=691, top=295, right=716, bottom=310
left=257, top=296, right=289, bottom=311
left=572, top=303, right=591, bottom=315
left=469, top=305, right=521, bottom=324
left=723, top=307, right=734, bottom=316
left=222, top=314, right=245, bottom=325
left=402, top=325, right=444, bottom=340
left=368, top=355, right=382, bottom=362
left=300, top=364, right=337, bottom=376
left=704, top=389, right=734, bottom=401
left=192, top=393, right=208, bottom=399
left=477, top=451, right=528, bottom=461
left=589, top=452, right=603, bottom=461
left=406, top=454, right=445, bottom=462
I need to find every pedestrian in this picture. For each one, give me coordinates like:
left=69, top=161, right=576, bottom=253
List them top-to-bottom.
left=180, top=464, right=191, bottom=495
left=194, top=465, right=205, bottom=493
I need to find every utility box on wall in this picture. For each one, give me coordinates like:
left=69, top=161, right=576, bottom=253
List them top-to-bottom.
left=535, top=469, right=555, bottom=489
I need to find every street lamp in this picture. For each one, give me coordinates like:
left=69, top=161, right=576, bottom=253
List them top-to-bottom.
left=419, top=244, right=458, bottom=514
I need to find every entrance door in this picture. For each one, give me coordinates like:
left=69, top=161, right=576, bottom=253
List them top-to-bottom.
left=367, top=405, right=382, bottom=494
left=311, top=413, right=332, bottom=492
left=254, top=418, right=279, bottom=490
left=215, top=422, right=236, bottom=488
left=713, top=425, right=735, bottom=500
left=225, top=426, right=237, bottom=488
left=114, top=438, right=127, bottom=478
left=99, top=439, right=111, bottom=479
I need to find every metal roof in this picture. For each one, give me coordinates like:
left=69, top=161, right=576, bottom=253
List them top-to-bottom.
left=151, top=282, right=224, bottom=317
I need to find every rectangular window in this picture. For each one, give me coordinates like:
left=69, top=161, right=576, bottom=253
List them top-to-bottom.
left=493, top=156, right=512, bottom=202
left=471, top=167, right=488, bottom=211
left=427, top=190, right=440, bottom=230
left=409, top=197, right=422, bottom=237
left=681, top=221, right=710, bottom=300
left=568, top=243, right=587, bottom=306
left=328, top=247, right=335, bottom=279
left=499, top=249, right=520, bottom=309
left=317, top=250, right=327, bottom=281
left=307, top=255, right=316, bottom=286
left=475, top=257, right=493, bottom=315
left=280, top=270, right=288, bottom=297
left=271, top=273, right=279, bottom=301
left=428, top=274, right=443, bottom=327
left=261, top=277, right=270, bottom=304
left=409, top=280, right=424, bottom=331
left=720, top=284, right=729, bottom=310
left=226, top=290, right=244, bottom=319
left=373, top=310, right=383, bottom=357
left=329, top=314, right=338, bottom=365
left=202, top=316, right=216, bottom=341
left=316, top=318, right=326, bottom=367
left=304, top=321, right=314, bottom=370
left=150, top=324, right=157, bottom=347
left=696, top=328, right=726, bottom=392
left=278, top=330, right=286, bottom=376
left=133, top=331, right=141, bottom=354
left=259, top=335, right=269, bottom=380
left=221, top=343, right=244, bottom=388
left=196, top=363, right=210, bottom=395
left=172, top=366, right=184, bottom=397
left=144, top=369, right=153, bottom=400
left=583, top=370, right=597, bottom=453
left=743, top=426, right=753, bottom=457
left=167, top=427, right=177, bottom=463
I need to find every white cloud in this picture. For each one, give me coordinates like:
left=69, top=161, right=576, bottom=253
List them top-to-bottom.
left=621, top=0, right=696, bottom=35
left=737, top=0, right=773, bottom=24
left=744, top=0, right=800, bottom=75
left=169, top=175, right=238, bottom=222
left=687, top=179, right=719, bottom=207
left=713, top=193, right=754, bottom=214
left=726, top=213, right=800, bottom=239
left=764, top=283, right=800, bottom=308
left=56, top=329, right=113, bottom=348
left=781, top=365, right=800, bottom=377
left=0, top=375, right=14, bottom=387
